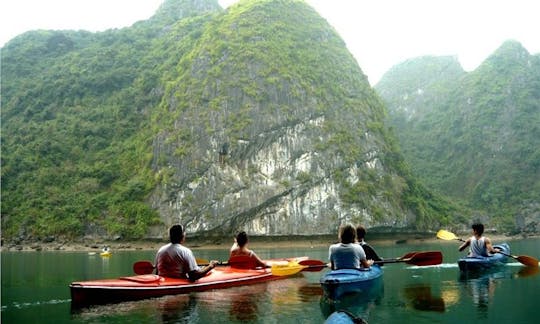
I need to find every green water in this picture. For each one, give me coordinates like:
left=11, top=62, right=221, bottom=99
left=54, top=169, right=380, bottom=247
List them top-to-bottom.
left=2, top=239, right=539, bottom=323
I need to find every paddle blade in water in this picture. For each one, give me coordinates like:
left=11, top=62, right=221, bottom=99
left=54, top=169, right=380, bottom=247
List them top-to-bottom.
left=436, top=230, right=458, bottom=241
left=133, top=261, right=155, bottom=275
left=517, top=265, right=540, bottom=277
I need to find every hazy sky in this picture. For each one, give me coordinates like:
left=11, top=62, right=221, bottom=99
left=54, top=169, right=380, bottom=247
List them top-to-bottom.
left=1, top=0, right=539, bottom=84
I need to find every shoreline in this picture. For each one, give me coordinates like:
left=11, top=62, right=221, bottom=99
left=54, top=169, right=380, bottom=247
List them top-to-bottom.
left=2, top=232, right=534, bottom=253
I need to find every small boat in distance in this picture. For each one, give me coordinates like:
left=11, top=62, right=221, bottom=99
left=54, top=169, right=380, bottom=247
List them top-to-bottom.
left=100, top=246, right=111, bottom=257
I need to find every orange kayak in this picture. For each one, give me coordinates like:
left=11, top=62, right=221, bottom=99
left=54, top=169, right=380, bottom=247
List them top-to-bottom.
left=70, top=257, right=307, bottom=308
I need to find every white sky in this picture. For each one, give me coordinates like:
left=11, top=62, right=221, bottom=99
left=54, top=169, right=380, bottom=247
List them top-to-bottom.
left=1, top=0, right=539, bottom=84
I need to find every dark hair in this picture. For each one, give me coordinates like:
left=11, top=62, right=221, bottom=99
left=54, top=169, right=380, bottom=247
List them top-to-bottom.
left=472, top=223, right=484, bottom=235
left=170, top=224, right=184, bottom=244
left=339, top=224, right=357, bottom=244
left=356, top=225, right=366, bottom=240
left=236, top=231, right=248, bottom=247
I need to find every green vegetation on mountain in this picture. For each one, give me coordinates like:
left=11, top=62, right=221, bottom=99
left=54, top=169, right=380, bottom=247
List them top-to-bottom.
left=1, top=0, right=459, bottom=243
left=1, top=0, right=222, bottom=241
left=377, top=41, right=540, bottom=233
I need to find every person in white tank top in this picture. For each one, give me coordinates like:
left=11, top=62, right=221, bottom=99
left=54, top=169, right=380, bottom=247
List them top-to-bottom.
left=458, top=223, right=501, bottom=257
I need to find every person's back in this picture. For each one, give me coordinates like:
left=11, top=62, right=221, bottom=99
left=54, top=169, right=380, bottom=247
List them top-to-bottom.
left=459, top=223, right=500, bottom=257
left=329, top=224, right=372, bottom=270
left=155, top=225, right=218, bottom=280
left=356, top=225, right=383, bottom=263
left=229, top=231, right=267, bottom=268
left=156, top=241, right=198, bottom=278
left=329, top=242, right=366, bottom=269
left=360, top=243, right=382, bottom=262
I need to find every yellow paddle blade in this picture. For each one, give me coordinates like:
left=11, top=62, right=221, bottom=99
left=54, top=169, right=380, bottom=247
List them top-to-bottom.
left=437, top=229, right=459, bottom=241
left=196, top=258, right=209, bottom=265
left=271, top=262, right=306, bottom=276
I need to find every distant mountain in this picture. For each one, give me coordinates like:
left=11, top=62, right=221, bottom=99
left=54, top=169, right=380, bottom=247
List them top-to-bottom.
left=1, top=0, right=458, bottom=243
left=377, top=40, right=540, bottom=233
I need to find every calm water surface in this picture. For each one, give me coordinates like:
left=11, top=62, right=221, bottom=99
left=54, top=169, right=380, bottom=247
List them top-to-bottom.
left=2, top=238, right=539, bottom=323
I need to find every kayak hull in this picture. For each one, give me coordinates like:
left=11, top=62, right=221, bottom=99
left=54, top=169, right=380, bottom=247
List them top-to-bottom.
left=458, top=243, right=510, bottom=272
left=70, top=256, right=306, bottom=308
left=320, top=266, right=383, bottom=299
left=71, top=268, right=276, bottom=308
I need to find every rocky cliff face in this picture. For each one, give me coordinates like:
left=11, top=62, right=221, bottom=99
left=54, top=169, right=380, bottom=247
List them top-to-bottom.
left=146, top=0, right=430, bottom=236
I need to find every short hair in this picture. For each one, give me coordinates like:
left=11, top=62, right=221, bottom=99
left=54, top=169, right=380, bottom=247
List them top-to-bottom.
left=472, top=223, right=484, bottom=235
left=170, top=224, right=184, bottom=244
left=339, top=224, right=357, bottom=244
left=356, top=225, right=366, bottom=240
left=236, top=231, right=248, bottom=247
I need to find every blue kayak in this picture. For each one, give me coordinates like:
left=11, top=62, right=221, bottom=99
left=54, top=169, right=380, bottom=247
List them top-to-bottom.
left=458, top=243, right=510, bottom=272
left=320, top=265, right=383, bottom=299
left=325, top=310, right=367, bottom=324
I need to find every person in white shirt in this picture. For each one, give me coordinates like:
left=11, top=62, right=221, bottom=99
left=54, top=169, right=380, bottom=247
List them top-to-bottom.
left=329, top=223, right=373, bottom=270
left=458, top=223, right=500, bottom=257
left=155, top=224, right=218, bottom=280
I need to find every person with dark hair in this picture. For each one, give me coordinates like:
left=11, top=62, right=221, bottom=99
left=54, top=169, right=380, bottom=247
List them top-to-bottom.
left=458, top=223, right=501, bottom=257
left=155, top=224, right=218, bottom=280
left=329, top=224, right=373, bottom=270
left=356, top=225, right=383, bottom=263
left=229, top=231, right=268, bottom=268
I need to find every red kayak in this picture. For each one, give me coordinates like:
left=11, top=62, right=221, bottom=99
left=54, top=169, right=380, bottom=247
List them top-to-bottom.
left=70, top=257, right=307, bottom=308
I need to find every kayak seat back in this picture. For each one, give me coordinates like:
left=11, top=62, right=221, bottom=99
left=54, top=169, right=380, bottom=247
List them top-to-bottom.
left=228, top=255, right=257, bottom=269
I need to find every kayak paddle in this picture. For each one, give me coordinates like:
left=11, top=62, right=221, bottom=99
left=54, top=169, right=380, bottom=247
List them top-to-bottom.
left=436, top=229, right=465, bottom=242
left=437, top=229, right=539, bottom=267
left=298, top=251, right=443, bottom=270
left=380, top=251, right=443, bottom=266
left=496, top=251, right=539, bottom=267
left=298, top=253, right=404, bottom=270
left=133, top=259, right=223, bottom=275
left=134, top=259, right=306, bottom=276
left=202, top=259, right=307, bottom=276
left=297, top=259, right=329, bottom=271
left=270, top=262, right=307, bottom=276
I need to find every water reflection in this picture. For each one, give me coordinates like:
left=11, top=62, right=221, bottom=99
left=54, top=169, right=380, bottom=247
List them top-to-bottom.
left=516, top=265, right=540, bottom=278
left=458, top=268, right=511, bottom=318
left=320, top=277, right=383, bottom=322
left=403, top=284, right=445, bottom=312
left=227, top=285, right=265, bottom=322
left=156, top=294, right=197, bottom=323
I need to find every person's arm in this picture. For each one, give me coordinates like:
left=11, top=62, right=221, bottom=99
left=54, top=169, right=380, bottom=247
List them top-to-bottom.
left=484, top=237, right=500, bottom=254
left=458, top=238, right=471, bottom=252
left=230, top=241, right=238, bottom=253
left=329, top=246, right=336, bottom=270
left=251, top=251, right=269, bottom=268
left=360, top=259, right=374, bottom=268
left=188, top=260, right=219, bottom=281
